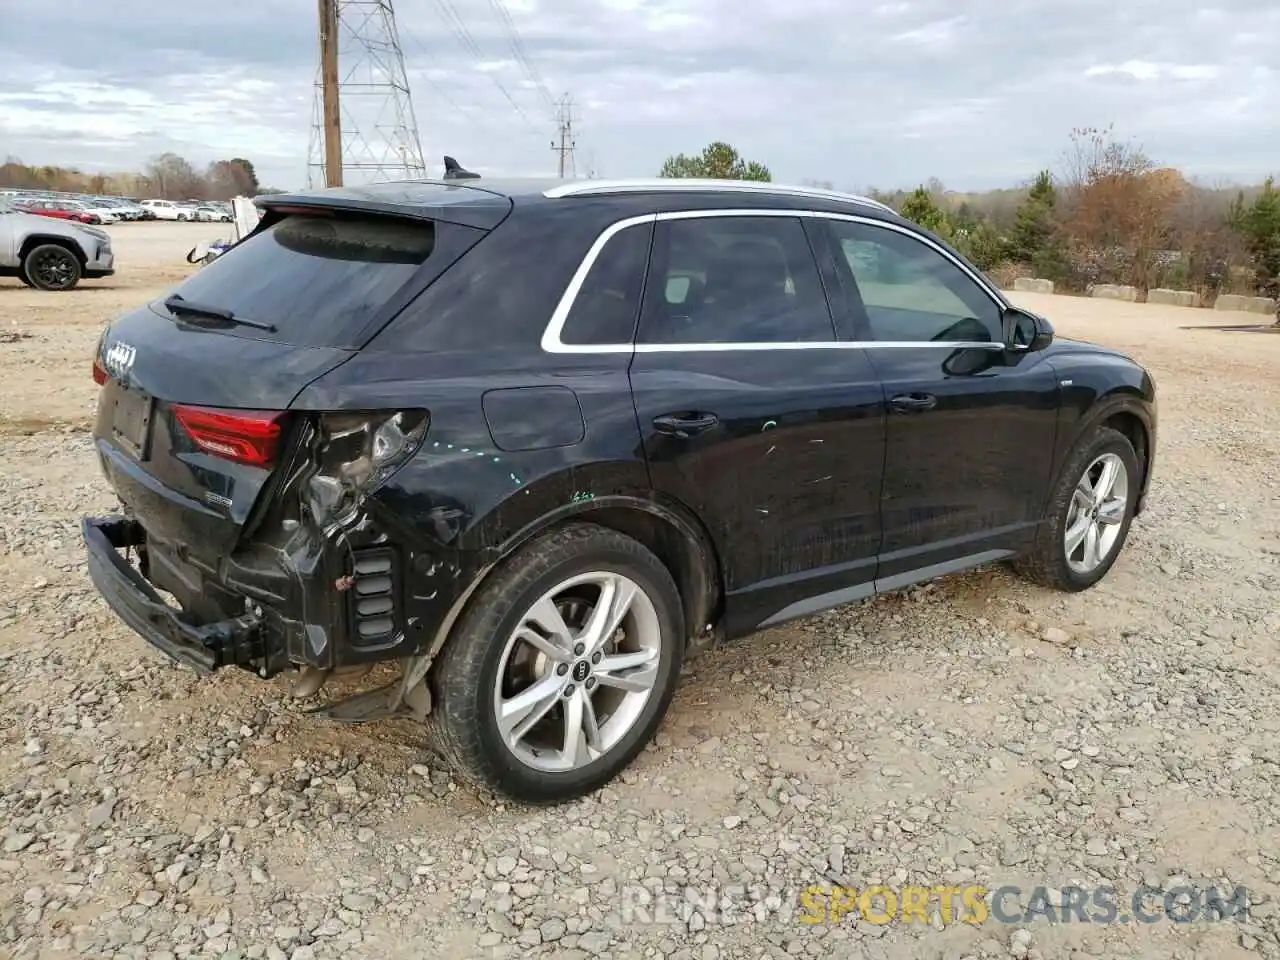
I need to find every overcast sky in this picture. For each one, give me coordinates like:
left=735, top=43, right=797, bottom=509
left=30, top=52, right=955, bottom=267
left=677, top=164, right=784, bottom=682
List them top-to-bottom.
left=0, top=0, right=1276, bottom=193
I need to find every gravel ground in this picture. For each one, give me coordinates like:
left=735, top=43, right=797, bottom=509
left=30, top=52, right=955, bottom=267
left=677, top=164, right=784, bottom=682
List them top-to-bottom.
left=1, top=230, right=1278, bottom=960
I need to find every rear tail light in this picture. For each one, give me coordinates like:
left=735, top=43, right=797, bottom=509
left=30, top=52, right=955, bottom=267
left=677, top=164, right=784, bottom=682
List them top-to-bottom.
left=93, top=329, right=107, bottom=385
left=173, top=404, right=285, bottom=467
left=305, top=410, right=429, bottom=526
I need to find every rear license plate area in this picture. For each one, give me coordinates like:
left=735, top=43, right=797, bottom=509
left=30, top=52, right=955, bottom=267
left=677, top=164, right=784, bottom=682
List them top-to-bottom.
left=111, top=386, right=153, bottom=459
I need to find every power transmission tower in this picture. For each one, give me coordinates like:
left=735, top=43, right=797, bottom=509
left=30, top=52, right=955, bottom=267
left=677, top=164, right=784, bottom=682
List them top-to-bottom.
left=307, top=0, right=427, bottom=188
left=551, top=94, right=577, bottom=178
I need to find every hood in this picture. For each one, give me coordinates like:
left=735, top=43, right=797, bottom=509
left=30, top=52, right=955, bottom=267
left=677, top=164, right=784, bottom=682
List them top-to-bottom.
left=1044, top=335, right=1138, bottom=364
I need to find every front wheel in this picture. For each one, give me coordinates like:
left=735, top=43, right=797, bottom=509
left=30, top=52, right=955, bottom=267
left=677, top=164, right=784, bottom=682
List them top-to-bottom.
left=22, top=244, right=82, bottom=291
left=1014, top=426, right=1140, bottom=591
left=431, top=523, right=685, bottom=804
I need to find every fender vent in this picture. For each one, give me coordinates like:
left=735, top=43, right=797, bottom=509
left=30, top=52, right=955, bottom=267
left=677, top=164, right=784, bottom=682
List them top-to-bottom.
left=347, top=547, right=400, bottom=647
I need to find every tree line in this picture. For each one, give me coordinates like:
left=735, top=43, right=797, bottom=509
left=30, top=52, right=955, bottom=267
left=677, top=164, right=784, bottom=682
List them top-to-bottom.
left=660, top=130, right=1280, bottom=306
left=0, top=153, right=276, bottom=201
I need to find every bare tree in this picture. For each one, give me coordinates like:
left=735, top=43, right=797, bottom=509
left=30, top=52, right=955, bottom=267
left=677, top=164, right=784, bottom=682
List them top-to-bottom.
left=1057, top=125, right=1182, bottom=292
left=146, top=153, right=205, bottom=200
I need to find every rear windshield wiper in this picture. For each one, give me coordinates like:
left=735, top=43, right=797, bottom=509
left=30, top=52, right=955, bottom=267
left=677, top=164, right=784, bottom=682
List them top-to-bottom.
left=163, top=293, right=277, bottom=332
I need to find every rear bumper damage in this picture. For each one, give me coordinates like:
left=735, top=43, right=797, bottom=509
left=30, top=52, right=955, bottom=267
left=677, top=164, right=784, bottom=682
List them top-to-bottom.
left=83, top=405, right=484, bottom=719
left=82, top=493, right=477, bottom=693
left=84, top=508, right=470, bottom=722
left=82, top=515, right=261, bottom=675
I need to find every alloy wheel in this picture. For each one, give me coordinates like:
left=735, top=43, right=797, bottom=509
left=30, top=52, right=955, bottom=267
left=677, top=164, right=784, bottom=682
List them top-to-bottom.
left=31, top=249, right=77, bottom=290
left=1064, top=452, right=1129, bottom=574
left=493, top=571, right=662, bottom=773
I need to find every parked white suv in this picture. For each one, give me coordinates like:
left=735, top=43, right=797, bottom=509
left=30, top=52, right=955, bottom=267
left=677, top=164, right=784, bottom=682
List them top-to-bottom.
left=140, top=200, right=189, bottom=221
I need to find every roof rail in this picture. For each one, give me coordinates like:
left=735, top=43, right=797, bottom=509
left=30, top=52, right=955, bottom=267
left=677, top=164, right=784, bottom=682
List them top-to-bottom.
left=541, top=178, right=896, bottom=213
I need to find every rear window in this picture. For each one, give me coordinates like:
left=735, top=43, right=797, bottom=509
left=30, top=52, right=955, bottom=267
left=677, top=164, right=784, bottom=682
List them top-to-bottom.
left=166, top=212, right=446, bottom=348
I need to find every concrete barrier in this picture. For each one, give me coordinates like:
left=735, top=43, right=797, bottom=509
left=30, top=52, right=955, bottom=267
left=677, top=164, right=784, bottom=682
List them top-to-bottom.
left=1012, top=277, right=1054, bottom=294
left=1090, top=284, right=1139, bottom=302
left=1147, top=288, right=1202, bottom=308
left=1214, top=294, right=1278, bottom=315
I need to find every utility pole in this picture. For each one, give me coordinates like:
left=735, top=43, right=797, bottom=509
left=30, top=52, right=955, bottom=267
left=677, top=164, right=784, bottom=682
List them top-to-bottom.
left=307, top=0, right=427, bottom=188
left=319, top=0, right=342, bottom=187
left=551, top=94, right=576, bottom=178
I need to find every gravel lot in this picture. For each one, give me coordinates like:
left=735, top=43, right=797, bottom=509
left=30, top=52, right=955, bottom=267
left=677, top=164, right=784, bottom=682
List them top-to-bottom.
left=1, top=221, right=1278, bottom=960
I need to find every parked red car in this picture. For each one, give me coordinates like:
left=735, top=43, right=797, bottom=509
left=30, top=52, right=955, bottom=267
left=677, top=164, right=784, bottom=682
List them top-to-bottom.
left=17, top=199, right=103, bottom=224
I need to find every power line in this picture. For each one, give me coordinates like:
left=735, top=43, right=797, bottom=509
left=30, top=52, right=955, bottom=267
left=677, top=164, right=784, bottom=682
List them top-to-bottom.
left=427, top=0, right=540, bottom=132
left=484, top=0, right=556, bottom=111
left=398, top=28, right=485, bottom=124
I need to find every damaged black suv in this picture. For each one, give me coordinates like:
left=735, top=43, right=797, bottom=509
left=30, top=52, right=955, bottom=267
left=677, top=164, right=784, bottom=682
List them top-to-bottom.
left=84, top=169, right=1157, bottom=804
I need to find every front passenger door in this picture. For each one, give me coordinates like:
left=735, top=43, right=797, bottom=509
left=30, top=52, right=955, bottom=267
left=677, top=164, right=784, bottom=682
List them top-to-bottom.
left=823, top=217, right=1061, bottom=583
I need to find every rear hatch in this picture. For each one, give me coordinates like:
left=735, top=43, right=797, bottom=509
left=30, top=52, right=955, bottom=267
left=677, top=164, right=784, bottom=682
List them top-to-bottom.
left=93, top=183, right=509, bottom=563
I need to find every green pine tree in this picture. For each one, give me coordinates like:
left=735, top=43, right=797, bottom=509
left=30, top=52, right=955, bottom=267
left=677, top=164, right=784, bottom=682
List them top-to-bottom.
left=1007, top=171, right=1057, bottom=264
left=1229, top=176, right=1280, bottom=304
left=898, top=186, right=951, bottom=236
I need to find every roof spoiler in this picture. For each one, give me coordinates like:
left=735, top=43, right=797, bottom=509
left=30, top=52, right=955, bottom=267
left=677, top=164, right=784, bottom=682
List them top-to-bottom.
left=443, top=156, right=480, bottom=180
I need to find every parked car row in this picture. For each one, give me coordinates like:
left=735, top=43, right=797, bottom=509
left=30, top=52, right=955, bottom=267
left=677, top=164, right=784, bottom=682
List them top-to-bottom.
left=0, top=189, right=234, bottom=224
left=141, top=199, right=233, bottom=222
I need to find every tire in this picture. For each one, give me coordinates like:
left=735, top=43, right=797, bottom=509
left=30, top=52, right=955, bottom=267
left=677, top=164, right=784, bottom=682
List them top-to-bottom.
left=177, top=214, right=188, bottom=222
left=22, top=243, right=82, bottom=292
left=1014, top=426, right=1140, bottom=591
left=432, top=523, right=686, bottom=804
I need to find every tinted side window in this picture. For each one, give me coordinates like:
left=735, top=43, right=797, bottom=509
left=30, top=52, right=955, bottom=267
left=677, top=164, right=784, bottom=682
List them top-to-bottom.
left=638, top=216, right=834, bottom=344
left=829, top=220, right=1002, bottom=343
left=561, top=221, right=651, bottom=344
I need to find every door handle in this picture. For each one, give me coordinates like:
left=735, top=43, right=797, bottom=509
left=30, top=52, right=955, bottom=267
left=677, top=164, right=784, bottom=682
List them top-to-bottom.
left=889, top=393, right=938, bottom=412
left=653, top=412, right=719, bottom=438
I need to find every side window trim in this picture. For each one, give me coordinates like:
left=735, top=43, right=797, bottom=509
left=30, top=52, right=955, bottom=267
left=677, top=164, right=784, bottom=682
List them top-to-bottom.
left=541, top=209, right=1008, bottom=355
left=541, top=214, right=656, bottom=355
left=558, top=217, right=655, bottom=347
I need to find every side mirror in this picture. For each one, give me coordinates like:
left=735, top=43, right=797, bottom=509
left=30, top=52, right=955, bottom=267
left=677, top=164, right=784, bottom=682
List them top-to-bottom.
left=1003, top=307, right=1054, bottom=352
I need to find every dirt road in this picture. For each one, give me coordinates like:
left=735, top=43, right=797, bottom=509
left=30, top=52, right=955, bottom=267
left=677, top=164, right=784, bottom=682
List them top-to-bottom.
left=1, top=225, right=1277, bottom=960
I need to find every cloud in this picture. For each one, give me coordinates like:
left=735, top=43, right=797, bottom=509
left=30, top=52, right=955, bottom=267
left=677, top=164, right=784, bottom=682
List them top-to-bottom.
left=1, top=0, right=1277, bottom=191
left=1083, top=61, right=1222, bottom=82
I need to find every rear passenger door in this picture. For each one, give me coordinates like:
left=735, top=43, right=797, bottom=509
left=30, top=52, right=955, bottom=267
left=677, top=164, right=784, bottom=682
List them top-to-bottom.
left=627, top=211, right=887, bottom=632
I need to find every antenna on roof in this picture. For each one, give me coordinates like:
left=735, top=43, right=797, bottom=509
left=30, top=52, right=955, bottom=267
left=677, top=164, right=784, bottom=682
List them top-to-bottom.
left=442, top=156, right=480, bottom=180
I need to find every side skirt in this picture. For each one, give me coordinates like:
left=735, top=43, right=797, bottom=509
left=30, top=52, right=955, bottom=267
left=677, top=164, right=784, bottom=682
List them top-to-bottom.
left=754, top=548, right=1015, bottom=632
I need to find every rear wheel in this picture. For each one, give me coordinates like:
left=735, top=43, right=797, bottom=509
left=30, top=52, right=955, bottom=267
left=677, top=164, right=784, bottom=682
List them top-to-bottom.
left=22, top=244, right=82, bottom=292
left=1014, top=426, right=1139, bottom=591
left=432, top=523, right=685, bottom=804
